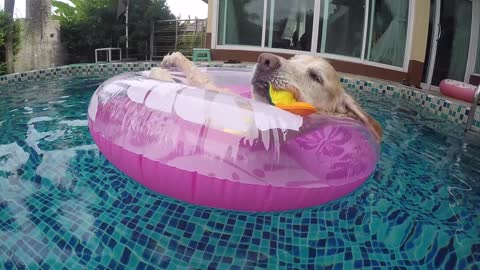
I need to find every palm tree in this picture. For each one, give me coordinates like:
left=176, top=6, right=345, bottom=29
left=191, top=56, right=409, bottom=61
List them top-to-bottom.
left=4, top=0, right=15, bottom=73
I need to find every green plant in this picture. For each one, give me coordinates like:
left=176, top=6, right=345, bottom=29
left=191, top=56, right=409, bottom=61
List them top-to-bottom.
left=52, top=0, right=174, bottom=62
left=0, top=11, right=22, bottom=75
left=0, top=13, right=20, bottom=49
left=177, top=32, right=206, bottom=57
left=0, top=62, right=7, bottom=75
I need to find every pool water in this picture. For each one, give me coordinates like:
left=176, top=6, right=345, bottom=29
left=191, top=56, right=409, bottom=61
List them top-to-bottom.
left=0, top=75, right=479, bottom=269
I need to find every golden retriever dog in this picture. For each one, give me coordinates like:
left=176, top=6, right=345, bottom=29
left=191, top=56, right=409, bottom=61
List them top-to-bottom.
left=152, top=52, right=382, bottom=142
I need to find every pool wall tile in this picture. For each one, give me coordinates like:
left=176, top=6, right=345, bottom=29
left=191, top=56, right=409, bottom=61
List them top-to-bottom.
left=0, top=62, right=478, bottom=133
left=338, top=76, right=479, bottom=133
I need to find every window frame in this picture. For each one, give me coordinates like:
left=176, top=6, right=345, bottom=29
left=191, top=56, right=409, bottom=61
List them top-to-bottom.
left=212, top=0, right=415, bottom=72
left=467, top=0, right=480, bottom=78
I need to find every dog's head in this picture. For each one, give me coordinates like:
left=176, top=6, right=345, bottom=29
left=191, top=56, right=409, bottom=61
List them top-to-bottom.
left=252, top=53, right=382, bottom=142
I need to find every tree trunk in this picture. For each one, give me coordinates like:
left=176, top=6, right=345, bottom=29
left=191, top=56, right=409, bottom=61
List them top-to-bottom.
left=4, top=0, right=15, bottom=74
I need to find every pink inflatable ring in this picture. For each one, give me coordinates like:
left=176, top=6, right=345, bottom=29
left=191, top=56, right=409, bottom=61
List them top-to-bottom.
left=88, top=68, right=380, bottom=212
left=439, top=79, right=476, bottom=103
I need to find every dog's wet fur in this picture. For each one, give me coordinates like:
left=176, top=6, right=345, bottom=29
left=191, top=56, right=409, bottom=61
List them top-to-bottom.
left=153, top=52, right=382, bottom=142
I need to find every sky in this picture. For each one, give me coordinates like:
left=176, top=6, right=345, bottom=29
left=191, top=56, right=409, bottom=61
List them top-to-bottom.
left=0, top=0, right=208, bottom=19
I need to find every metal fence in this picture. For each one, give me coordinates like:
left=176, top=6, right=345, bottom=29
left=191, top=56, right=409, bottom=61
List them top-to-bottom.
left=150, top=19, right=207, bottom=60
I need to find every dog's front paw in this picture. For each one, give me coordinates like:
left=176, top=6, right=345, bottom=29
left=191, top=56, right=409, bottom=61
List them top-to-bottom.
left=160, top=52, right=186, bottom=69
left=160, top=53, right=175, bottom=68
left=149, top=67, right=175, bottom=82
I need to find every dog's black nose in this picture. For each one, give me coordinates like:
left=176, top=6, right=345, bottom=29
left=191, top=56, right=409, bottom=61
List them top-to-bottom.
left=257, top=53, right=281, bottom=71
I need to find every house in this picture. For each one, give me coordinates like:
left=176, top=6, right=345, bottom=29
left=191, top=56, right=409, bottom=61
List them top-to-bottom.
left=203, top=0, right=480, bottom=89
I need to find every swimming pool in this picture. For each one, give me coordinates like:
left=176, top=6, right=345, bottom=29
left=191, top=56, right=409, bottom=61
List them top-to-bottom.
left=0, top=71, right=479, bottom=269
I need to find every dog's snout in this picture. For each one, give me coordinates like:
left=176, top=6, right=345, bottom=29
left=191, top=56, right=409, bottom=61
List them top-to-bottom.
left=257, top=53, right=281, bottom=71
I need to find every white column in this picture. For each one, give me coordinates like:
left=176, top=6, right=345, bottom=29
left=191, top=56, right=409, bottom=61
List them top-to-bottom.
left=311, top=0, right=321, bottom=53
left=320, top=0, right=329, bottom=53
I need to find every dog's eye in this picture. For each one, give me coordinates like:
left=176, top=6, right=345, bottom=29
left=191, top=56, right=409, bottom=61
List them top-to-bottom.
left=309, top=71, right=322, bottom=83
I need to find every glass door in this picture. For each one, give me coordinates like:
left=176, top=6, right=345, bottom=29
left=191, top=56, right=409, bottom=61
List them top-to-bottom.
left=423, top=0, right=473, bottom=90
left=467, top=0, right=480, bottom=78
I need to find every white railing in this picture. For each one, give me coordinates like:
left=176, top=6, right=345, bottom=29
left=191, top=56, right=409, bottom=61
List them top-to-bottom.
left=150, top=19, right=207, bottom=60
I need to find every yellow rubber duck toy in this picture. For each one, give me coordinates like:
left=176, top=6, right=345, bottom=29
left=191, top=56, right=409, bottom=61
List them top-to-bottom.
left=266, top=84, right=316, bottom=117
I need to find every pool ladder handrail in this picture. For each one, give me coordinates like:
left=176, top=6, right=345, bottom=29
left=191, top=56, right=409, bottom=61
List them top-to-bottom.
left=465, top=84, right=480, bottom=132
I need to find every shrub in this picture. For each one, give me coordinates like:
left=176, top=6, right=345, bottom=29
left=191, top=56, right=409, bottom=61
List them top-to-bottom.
left=0, top=11, right=22, bottom=75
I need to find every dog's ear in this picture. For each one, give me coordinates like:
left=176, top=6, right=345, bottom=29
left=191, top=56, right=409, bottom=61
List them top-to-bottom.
left=339, top=94, right=382, bottom=142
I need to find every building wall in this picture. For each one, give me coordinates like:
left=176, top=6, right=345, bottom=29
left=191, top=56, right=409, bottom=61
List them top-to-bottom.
left=206, top=0, right=431, bottom=87
left=406, top=0, right=431, bottom=86
left=410, top=0, right=430, bottom=63
left=206, top=2, right=214, bottom=49
left=207, top=2, right=214, bottom=34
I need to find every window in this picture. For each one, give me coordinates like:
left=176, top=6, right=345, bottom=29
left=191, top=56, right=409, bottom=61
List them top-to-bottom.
left=215, top=0, right=412, bottom=69
left=217, top=0, right=264, bottom=46
left=265, top=0, right=315, bottom=51
left=318, top=0, right=366, bottom=58
left=366, top=0, right=409, bottom=67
